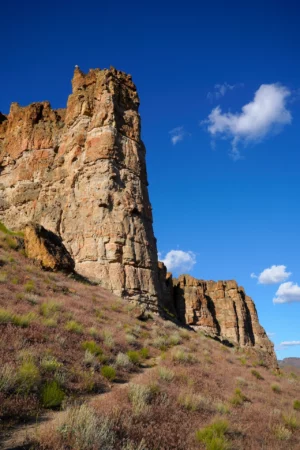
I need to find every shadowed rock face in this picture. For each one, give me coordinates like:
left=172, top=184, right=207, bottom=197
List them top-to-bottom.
left=0, top=67, right=160, bottom=305
left=172, top=274, right=276, bottom=364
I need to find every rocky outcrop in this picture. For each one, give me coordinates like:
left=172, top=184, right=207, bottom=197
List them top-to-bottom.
left=0, top=66, right=276, bottom=363
left=0, top=67, right=160, bottom=305
left=24, top=223, right=75, bottom=272
left=173, top=274, right=275, bottom=363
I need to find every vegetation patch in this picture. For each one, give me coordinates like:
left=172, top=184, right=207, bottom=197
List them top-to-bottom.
left=41, top=381, right=65, bottom=408
left=195, top=419, right=230, bottom=450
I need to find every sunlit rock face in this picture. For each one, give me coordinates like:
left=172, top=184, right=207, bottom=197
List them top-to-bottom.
left=0, top=67, right=160, bottom=306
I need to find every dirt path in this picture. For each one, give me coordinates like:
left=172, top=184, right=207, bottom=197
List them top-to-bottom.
left=0, top=362, right=157, bottom=450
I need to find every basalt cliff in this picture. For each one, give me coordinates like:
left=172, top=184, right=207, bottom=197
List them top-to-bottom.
left=0, top=67, right=275, bottom=363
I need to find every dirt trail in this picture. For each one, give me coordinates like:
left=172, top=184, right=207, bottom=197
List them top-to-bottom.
left=0, top=362, right=157, bottom=450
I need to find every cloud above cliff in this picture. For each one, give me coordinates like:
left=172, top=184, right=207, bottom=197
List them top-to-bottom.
left=207, top=82, right=243, bottom=101
left=203, top=83, right=292, bottom=160
left=169, top=126, right=188, bottom=145
left=161, top=250, right=196, bottom=273
left=251, top=265, right=291, bottom=284
left=273, top=282, right=300, bottom=304
left=279, top=341, right=300, bottom=347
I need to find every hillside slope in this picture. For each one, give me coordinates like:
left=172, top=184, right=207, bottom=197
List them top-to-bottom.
left=0, top=231, right=299, bottom=449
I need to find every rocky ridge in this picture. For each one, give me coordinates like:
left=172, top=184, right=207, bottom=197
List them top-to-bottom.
left=0, top=67, right=275, bottom=362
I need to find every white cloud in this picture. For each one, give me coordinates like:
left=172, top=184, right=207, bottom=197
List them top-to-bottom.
left=207, top=82, right=243, bottom=101
left=203, top=83, right=292, bottom=160
left=169, top=126, right=187, bottom=145
left=161, top=250, right=196, bottom=273
left=252, top=265, right=292, bottom=285
left=273, top=282, right=300, bottom=304
left=267, top=332, right=275, bottom=338
left=279, top=341, right=300, bottom=347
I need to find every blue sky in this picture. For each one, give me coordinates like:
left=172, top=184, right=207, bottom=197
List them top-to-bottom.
left=1, top=0, right=300, bottom=359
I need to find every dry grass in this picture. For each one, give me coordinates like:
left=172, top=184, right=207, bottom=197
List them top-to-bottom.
left=0, top=226, right=300, bottom=449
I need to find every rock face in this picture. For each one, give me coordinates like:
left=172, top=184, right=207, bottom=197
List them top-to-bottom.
left=0, top=66, right=275, bottom=363
left=0, top=67, right=160, bottom=305
left=24, top=223, right=75, bottom=272
left=173, top=274, right=275, bottom=363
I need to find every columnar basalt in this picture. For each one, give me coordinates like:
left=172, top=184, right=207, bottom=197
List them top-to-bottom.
left=0, top=67, right=160, bottom=304
left=173, top=274, right=275, bottom=363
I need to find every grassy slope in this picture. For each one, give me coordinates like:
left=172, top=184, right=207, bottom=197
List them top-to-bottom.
left=0, top=229, right=299, bottom=449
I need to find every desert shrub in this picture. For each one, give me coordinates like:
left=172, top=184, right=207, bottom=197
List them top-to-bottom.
left=0, top=272, right=7, bottom=283
left=24, top=280, right=35, bottom=293
left=24, top=293, right=40, bottom=305
left=40, top=301, right=61, bottom=317
left=0, top=308, right=13, bottom=324
left=12, top=312, right=34, bottom=327
left=43, top=317, right=57, bottom=327
left=65, top=320, right=83, bottom=334
left=88, top=327, right=98, bottom=337
left=179, top=329, right=191, bottom=340
left=102, top=330, right=115, bottom=348
left=168, top=332, right=182, bottom=346
left=126, top=333, right=137, bottom=345
left=152, top=335, right=168, bottom=351
left=81, top=340, right=102, bottom=356
left=139, top=347, right=149, bottom=359
left=172, top=348, right=196, bottom=364
left=84, top=350, right=96, bottom=366
left=127, top=350, right=140, bottom=365
left=115, top=352, right=133, bottom=369
left=40, top=355, right=62, bottom=372
left=238, top=357, right=247, bottom=366
left=18, top=360, right=40, bottom=393
left=0, top=364, right=17, bottom=393
left=101, top=366, right=116, bottom=381
left=158, top=366, right=175, bottom=382
left=81, top=369, right=96, bottom=392
left=251, top=369, right=264, bottom=380
left=236, top=377, right=247, bottom=387
left=41, top=381, right=65, bottom=408
left=128, top=383, right=153, bottom=415
left=271, top=383, right=281, bottom=393
left=230, top=388, right=247, bottom=406
left=178, top=391, right=210, bottom=412
left=293, top=400, right=300, bottom=411
left=216, top=402, right=230, bottom=414
left=54, top=404, right=115, bottom=449
left=283, top=412, right=299, bottom=431
left=195, top=419, right=230, bottom=450
left=273, top=425, right=292, bottom=441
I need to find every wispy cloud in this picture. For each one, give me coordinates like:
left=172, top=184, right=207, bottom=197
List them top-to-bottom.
left=207, top=82, right=243, bottom=101
left=202, top=83, right=292, bottom=160
left=169, top=126, right=188, bottom=145
left=161, top=250, right=196, bottom=274
left=251, top=265, right=291, bottom=285
left=273, top=282, right=300, bottom=304
left=267, top=332, right=275, bottom=338
left=279, top=341, right=300, bottom=347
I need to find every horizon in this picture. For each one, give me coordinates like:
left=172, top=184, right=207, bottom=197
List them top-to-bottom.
left=1, top=0, right=300, bottom=359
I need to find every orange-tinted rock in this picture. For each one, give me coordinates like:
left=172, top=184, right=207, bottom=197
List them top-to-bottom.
left=0, top=67, right=160, bottom=305
left=173, top=275, right=276, bottom=364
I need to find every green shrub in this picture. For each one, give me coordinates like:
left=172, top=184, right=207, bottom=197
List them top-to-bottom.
left=0, top=272, right=7, bottom=283
left=24, top=280, right=35, bottom=293
left=40, top=301, right=61, bottom=317
left=0, top=308, right=13, bottom=324
left=12, top=312, right=34, bottom=327
left=43, top=318, right=57, bottom=328
left=65, top=320, right=83, bottom=334
left=88, top=327, right=98, bottom=337
left=81, top=340, right=102, bottom=356
left=139, top=347, right=149, bottom=359
left=127, top=350, right=140, bottom=365
left=40, top=356, right=62, bottom=372
left=18, top=360, right=40, bottom=393
left=0, top=364, right=17, bottom=393
left=101, top=365, right=116, bottom=381
left=158, top=366, right=175, bottom=382
left=251, top=369, right=264, bottom=380
left=41, top=381, right=65, bottom=408
left=128, top=383, right=153, bottom=415
left=271, top=383, right=281, bottom=393
left=230, top=388, right=247, bottom=406
left=293, top=400, right=300, bottom=411
left=216, top=403, right=230, bottom=414
left=283, top=413, right=299, bottom=431
left=195, top=419, right=230, bottom=450
left=274, top=425, right=292, bottom=441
